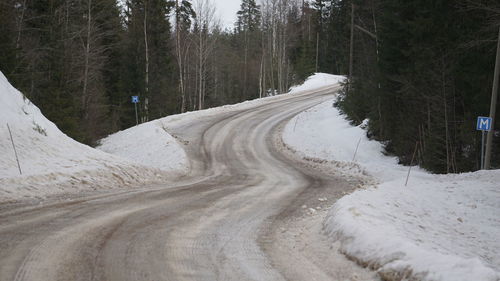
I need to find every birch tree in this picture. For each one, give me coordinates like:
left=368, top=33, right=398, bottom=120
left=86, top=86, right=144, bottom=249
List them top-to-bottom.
left=174, top=0, right=195, bottom=112
left=192, top=0, right=219, bottom=110
left=261, top=0, right=299, bottom=95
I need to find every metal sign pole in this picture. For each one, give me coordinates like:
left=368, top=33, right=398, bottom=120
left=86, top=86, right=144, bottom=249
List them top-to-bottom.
left=484, top=27, right=500, bottom=169
left=132, top=96, right=139, bottom=126
left=134, top=102, right=138, bottom=126
left=477, top=116, right=492, bottom=169
left=481, top=131, right=485, bottom=170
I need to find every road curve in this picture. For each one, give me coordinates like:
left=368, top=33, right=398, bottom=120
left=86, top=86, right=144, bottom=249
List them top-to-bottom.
left=0, top=86, right=371, bottom=281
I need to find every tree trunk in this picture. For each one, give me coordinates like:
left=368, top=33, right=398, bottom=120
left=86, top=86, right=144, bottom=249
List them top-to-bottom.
left=15, top=0, right=27, bottom=52
left=82, top=0, right=92, bottom=118
left=144, top=0, right=150, bottom=121
left=175, top=0, right=186, bottom=113
left=349, top=3, right=354, bottom=85
left=198, top=27, right=203, bottom=110
left=243, top=28, right=248, bottom=98
left=315, top=32, right=319, bottom=72
left=259, top=50, right=264, bottom=98
left=442, top=60, right=450, bottom=173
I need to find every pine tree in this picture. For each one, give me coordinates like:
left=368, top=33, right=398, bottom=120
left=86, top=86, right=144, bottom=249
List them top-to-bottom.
left=122, top=0, right=176, bottom=124
left=235, top=0, right=262, bottom=99
left=236, top=0, right=261, bottom=32
left=337, top=0, right=500, bottom=172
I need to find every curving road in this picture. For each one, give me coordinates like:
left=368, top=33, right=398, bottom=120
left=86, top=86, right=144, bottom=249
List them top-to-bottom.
left=0, top=86, right=376, bottom=281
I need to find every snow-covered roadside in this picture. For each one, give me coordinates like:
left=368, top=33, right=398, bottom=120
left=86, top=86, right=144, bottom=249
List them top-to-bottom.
left=0, top=72, right=185, bottom=204
left=97, top=73, right=346, bottom=167
left=148, top=73, right=346, bottom=129
left=288, top=73, right=345, bottom=94
left=282, top=99, right=500, bottom=281
left=98, top=121, right=188, bottom=172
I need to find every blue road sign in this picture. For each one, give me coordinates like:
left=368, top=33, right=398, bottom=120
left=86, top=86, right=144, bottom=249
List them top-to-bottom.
left=131, top=96, right=139, bottom=103
left=477, top=116, right=492, bottom=131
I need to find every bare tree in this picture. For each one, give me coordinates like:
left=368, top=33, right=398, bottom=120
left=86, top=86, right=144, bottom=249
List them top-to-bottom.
left=79, top=0, right=109, bottom=125
left=174, top=0, right=194, bottom=113
left=175, top=0, right=187, bottom=112
left=192, top=0, right=219, bottom=110
left=260, top=0, right=298, bottom=95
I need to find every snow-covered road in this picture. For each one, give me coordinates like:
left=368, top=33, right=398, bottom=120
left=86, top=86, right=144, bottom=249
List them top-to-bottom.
left=0, top=85, right=375, bottom=280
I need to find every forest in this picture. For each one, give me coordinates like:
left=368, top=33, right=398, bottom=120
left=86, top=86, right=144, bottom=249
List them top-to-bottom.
left=1, top=0, right=499, bottom=173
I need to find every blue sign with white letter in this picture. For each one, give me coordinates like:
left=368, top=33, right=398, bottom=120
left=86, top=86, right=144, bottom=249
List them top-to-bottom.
left=131, top=96, right=139, bottom=103
left=477, top=116, right=492, bottom=131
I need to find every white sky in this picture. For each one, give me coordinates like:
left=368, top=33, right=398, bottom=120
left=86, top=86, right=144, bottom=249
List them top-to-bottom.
left=213, top=0, right=241, bottom=29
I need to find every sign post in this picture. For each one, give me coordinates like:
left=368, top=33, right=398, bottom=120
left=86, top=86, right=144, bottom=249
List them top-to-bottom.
left=484, top=27, right=500, bottom=170
left=131, top=96, right=139, bottom=125
left=477, top=116, right=492, bottom=169
left=482, top=131, right=485, bottom=170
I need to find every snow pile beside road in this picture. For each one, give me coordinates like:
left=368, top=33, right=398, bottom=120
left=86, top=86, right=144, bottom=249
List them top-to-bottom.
left=0, top=72, right=178, bottom=203
left=289, top=73, right=345, bottom=94
left=97, top=74, right=343, bottom=171
left=282, top=99, right=500, bottom=281
left=99, top=121, right=188, bottom=172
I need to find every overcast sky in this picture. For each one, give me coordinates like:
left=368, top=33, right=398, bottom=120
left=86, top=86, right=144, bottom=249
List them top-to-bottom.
left=213, top=0, right=241, bottom=29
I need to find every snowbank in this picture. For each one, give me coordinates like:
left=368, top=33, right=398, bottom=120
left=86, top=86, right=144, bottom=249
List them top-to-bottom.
left=0, top=72, right=181, bottom=203
left=289, top=73, right=346, bottom=94
left=282, top=99, right=500, bottom=280
left=98, top=121, right=188, bottom=172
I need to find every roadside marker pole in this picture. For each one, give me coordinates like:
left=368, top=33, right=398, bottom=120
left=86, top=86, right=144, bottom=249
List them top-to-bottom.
left=132, top=96, right=139, bottom=126
left=134, top=102, right=138, bottom=126
left=293, top=115, right=300, bottom=132
left=477, top=116, right=492, bottom=169
left=7, top=123, right=22, bottom=175
left=481, top=131, right=485, bottom=170
left=352, top=138, right=361, bottom=162
left=405, top=141, right=418, bottom=186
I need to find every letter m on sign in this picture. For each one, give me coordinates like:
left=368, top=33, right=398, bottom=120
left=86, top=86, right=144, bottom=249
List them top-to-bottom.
left=477, top=117, right=492, bottom=131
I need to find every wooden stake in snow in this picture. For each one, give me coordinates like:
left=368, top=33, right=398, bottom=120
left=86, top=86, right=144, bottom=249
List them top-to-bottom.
left=7, top=123, right=22, bottom=175
left=405, top=141, right=419, bottom=187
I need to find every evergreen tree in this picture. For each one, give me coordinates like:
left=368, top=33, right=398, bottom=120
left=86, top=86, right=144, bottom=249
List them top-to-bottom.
left=122, top=0, right=176, bottom=125
left=235, top=0, right=262, bottom=99
left=235, top=0, right=261, bottom=32
left=337, top=0, right=500, bottom=172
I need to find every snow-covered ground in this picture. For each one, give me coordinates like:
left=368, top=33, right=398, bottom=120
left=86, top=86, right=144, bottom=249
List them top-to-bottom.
left=0, top=72, right=186, bottom=203
left=283, top=98, right=500, bottom=280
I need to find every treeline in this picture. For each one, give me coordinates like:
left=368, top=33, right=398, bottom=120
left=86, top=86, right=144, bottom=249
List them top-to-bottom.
left=0, top=0, right=333, bottom=145
left=3, top=0, right=498, bottom=173
left=334, top=0, right=500, bottom=173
